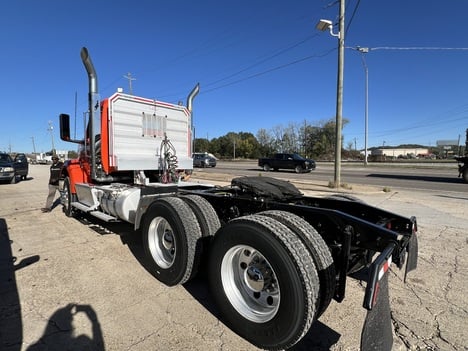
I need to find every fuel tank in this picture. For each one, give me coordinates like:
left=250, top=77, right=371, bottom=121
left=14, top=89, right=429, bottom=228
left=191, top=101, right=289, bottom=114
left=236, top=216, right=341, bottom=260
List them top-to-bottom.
left=98, top=184, right=141, bottom=223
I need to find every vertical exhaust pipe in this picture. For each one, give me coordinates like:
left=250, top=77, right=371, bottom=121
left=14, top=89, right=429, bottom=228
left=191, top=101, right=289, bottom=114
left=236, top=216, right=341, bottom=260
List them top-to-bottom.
left=80, top=47, right=99, bottom=180
left=81, top=47, right=98, bottom=96
left=186, top=83, right=200, bottom=113
left=186, top=83, right=200, bottom=156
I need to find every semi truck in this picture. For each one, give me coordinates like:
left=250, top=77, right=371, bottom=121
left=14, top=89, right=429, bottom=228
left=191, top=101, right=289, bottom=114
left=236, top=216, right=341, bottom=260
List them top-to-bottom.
left=58, top=47, right=418, bottom=351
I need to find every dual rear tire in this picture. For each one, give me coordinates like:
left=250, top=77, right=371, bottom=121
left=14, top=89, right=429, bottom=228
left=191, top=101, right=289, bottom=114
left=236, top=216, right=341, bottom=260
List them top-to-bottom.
left=141, top=195, right=220, bottom=286
left=142, top=196, right=334, bottom=350
left=208, top=213, right=333, bottom=350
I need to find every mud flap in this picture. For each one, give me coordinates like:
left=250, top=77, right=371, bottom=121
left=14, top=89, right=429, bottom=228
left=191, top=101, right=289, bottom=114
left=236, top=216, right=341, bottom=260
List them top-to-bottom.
left=404, top=229, right=418, bottom=282
left=361, top=243, right=395, bottom=351
left=361, top=272, right=392, bottom=351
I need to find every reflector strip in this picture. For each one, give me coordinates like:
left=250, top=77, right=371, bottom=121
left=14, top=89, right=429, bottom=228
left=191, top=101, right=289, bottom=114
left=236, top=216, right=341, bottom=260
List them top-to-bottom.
left=363, top=243, right=396, bottom=310
left=373, top=256, right=392, bottom=307
left=378, top=256, right=392, bottom=281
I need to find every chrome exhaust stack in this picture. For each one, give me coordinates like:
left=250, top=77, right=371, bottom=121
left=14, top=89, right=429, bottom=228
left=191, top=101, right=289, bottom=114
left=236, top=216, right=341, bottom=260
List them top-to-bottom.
left=80, top=47, right=99, bottom=180
left=186, top=83, right=200, bottom=113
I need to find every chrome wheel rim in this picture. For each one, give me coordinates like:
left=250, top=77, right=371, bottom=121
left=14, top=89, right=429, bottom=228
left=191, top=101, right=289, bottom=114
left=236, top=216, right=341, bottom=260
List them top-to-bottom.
left=148, top=217, right=176, bottom=268
left=221, top=245, right=280, bottom=323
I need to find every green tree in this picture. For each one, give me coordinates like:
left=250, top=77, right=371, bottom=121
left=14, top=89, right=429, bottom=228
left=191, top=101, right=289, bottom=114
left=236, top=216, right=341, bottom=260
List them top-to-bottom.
left=303, top=118, right=348, bottom=160
left=236, top=132, right=261, bottom=158
left=210, top=134, right=235, bottom=158
left=193, top=138, right=210, bottom=153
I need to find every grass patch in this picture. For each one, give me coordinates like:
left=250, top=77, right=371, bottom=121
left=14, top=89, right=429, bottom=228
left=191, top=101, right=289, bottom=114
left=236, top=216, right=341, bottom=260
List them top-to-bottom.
left=327, top=180, right=352, bottom=190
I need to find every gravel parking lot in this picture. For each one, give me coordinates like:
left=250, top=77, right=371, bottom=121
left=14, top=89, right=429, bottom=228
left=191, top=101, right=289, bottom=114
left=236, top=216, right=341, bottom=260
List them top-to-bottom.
left=1, top=165, right=466, bottom=350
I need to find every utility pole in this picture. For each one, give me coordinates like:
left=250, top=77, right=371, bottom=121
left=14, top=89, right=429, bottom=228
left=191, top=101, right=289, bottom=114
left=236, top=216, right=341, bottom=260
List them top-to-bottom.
left=334, top=0, right=345, bottom=188
left=317, top=1, right=346, bottom=188
left=356, top=46, right=369, bottom=166
left=123, top=72, right=136, bottom=95
left=74, top=91, right=78, bottom=139
left=48, top=121, right=55, bottom=154
left=31, top=136, right=36, bottom=154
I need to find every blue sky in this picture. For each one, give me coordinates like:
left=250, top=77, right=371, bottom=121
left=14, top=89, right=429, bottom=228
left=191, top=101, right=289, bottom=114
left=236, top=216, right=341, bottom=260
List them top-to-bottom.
left=1, top=0, right=467, bottom=154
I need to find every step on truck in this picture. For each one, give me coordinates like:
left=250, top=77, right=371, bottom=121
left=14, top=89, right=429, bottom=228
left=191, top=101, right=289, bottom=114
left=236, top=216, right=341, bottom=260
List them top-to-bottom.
left=58, top=47, right=418, bottom=351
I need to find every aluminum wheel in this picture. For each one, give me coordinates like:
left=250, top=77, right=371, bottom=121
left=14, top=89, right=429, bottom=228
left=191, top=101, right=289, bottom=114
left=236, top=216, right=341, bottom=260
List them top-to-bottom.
left=62, top=177, right=76, bottom=217
left=142, top=197, right=202, bottom=286
left=209, top=214, right=319, bottom=350
left=148, top=217, right=176, bottom=269
left=221, top=244, right=280, bottom=323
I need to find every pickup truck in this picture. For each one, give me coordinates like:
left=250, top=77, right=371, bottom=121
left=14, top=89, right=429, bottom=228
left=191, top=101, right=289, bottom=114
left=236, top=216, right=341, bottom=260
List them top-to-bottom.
left=0, top=152, right=28, bottom=183
left=258, top=153, right=316, bottom=173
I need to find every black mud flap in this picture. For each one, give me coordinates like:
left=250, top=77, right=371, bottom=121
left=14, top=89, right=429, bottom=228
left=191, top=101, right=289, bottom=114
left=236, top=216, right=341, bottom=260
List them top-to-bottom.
left=404, top=229, right=418, bottom=282
left=361, top=243, right=394, bottom=351
left=361, top=273, right=393, bottom=351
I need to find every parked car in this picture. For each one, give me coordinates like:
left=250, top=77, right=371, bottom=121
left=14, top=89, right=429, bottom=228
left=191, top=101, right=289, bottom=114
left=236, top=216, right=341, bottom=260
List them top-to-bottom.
left=0, top=152, right=28, bottom=183
left=192, top=152, right=217, bottom=168
left=258, top=153, right=316, bottom=173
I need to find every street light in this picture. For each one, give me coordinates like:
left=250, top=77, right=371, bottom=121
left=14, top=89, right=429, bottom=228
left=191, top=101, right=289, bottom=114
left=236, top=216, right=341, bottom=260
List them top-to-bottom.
left=316, top=0, right=345, bottom=188
left=316, top=19, right=339, bottom=37
left=356, top=46, right=369, bottom=165
left=48, top=121, right=55, bottom=153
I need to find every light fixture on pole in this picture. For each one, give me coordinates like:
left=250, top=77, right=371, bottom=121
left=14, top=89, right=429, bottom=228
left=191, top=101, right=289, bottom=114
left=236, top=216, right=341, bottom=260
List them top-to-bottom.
left=316, top=0, right=345, bottom=188
left=316, top=19, right=339, bottom=37
left=356, top=46, right=369, bottom=166
left=48, top=120, right=55, bottom=154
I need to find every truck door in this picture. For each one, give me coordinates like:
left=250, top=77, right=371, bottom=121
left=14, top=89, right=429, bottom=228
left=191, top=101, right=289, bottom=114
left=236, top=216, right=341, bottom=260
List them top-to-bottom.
left=284, top=154, right=294, bottom=169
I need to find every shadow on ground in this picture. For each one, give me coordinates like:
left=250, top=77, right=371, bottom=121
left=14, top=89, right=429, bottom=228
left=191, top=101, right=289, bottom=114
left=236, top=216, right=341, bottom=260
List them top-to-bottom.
left=366, top=173, right=463, bottom=184
left=0, top=218, right=105, bottom=351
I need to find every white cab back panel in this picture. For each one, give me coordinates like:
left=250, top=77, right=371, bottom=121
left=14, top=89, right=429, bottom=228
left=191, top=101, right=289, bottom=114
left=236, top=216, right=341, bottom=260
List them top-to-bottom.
left=107, top=93, right=192, bottom=171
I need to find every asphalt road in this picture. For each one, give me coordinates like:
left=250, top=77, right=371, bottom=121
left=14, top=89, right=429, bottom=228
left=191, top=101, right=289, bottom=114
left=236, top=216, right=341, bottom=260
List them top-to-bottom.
left=198, top=160, right=467, bottom=193
left=1, top=164, right=466, bottom=351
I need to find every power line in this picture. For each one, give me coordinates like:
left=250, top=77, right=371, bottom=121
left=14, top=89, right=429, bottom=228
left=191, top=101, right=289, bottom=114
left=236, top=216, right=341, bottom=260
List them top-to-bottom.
left=345, top=0, right=361, bottom=35
left=203, top=33, right=321, bottom=89
left=370, top=46, right=468, bottom=51
left=202, top=48, right=337, bottom=94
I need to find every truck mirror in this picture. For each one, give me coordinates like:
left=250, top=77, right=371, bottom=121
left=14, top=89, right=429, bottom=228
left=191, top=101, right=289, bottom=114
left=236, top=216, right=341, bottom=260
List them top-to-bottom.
left=59, top=114, right=71, bottom=141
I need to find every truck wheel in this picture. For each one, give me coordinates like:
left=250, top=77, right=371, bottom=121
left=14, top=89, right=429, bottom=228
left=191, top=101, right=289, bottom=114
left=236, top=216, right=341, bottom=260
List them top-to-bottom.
left=263, top=164, right=271, bottom=172
left=295, top=165, right=304, bottom=173
left=62, top=177, right=76, bottom=217
left=179, top=195, right=220, bottom=237
left=180, top=195, right=221, bottom=277
left=142, top=197, right=202, bottom=286
left=258, top=210, right=335, bottom=318
left=209, top=214, right=319, bottom=350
